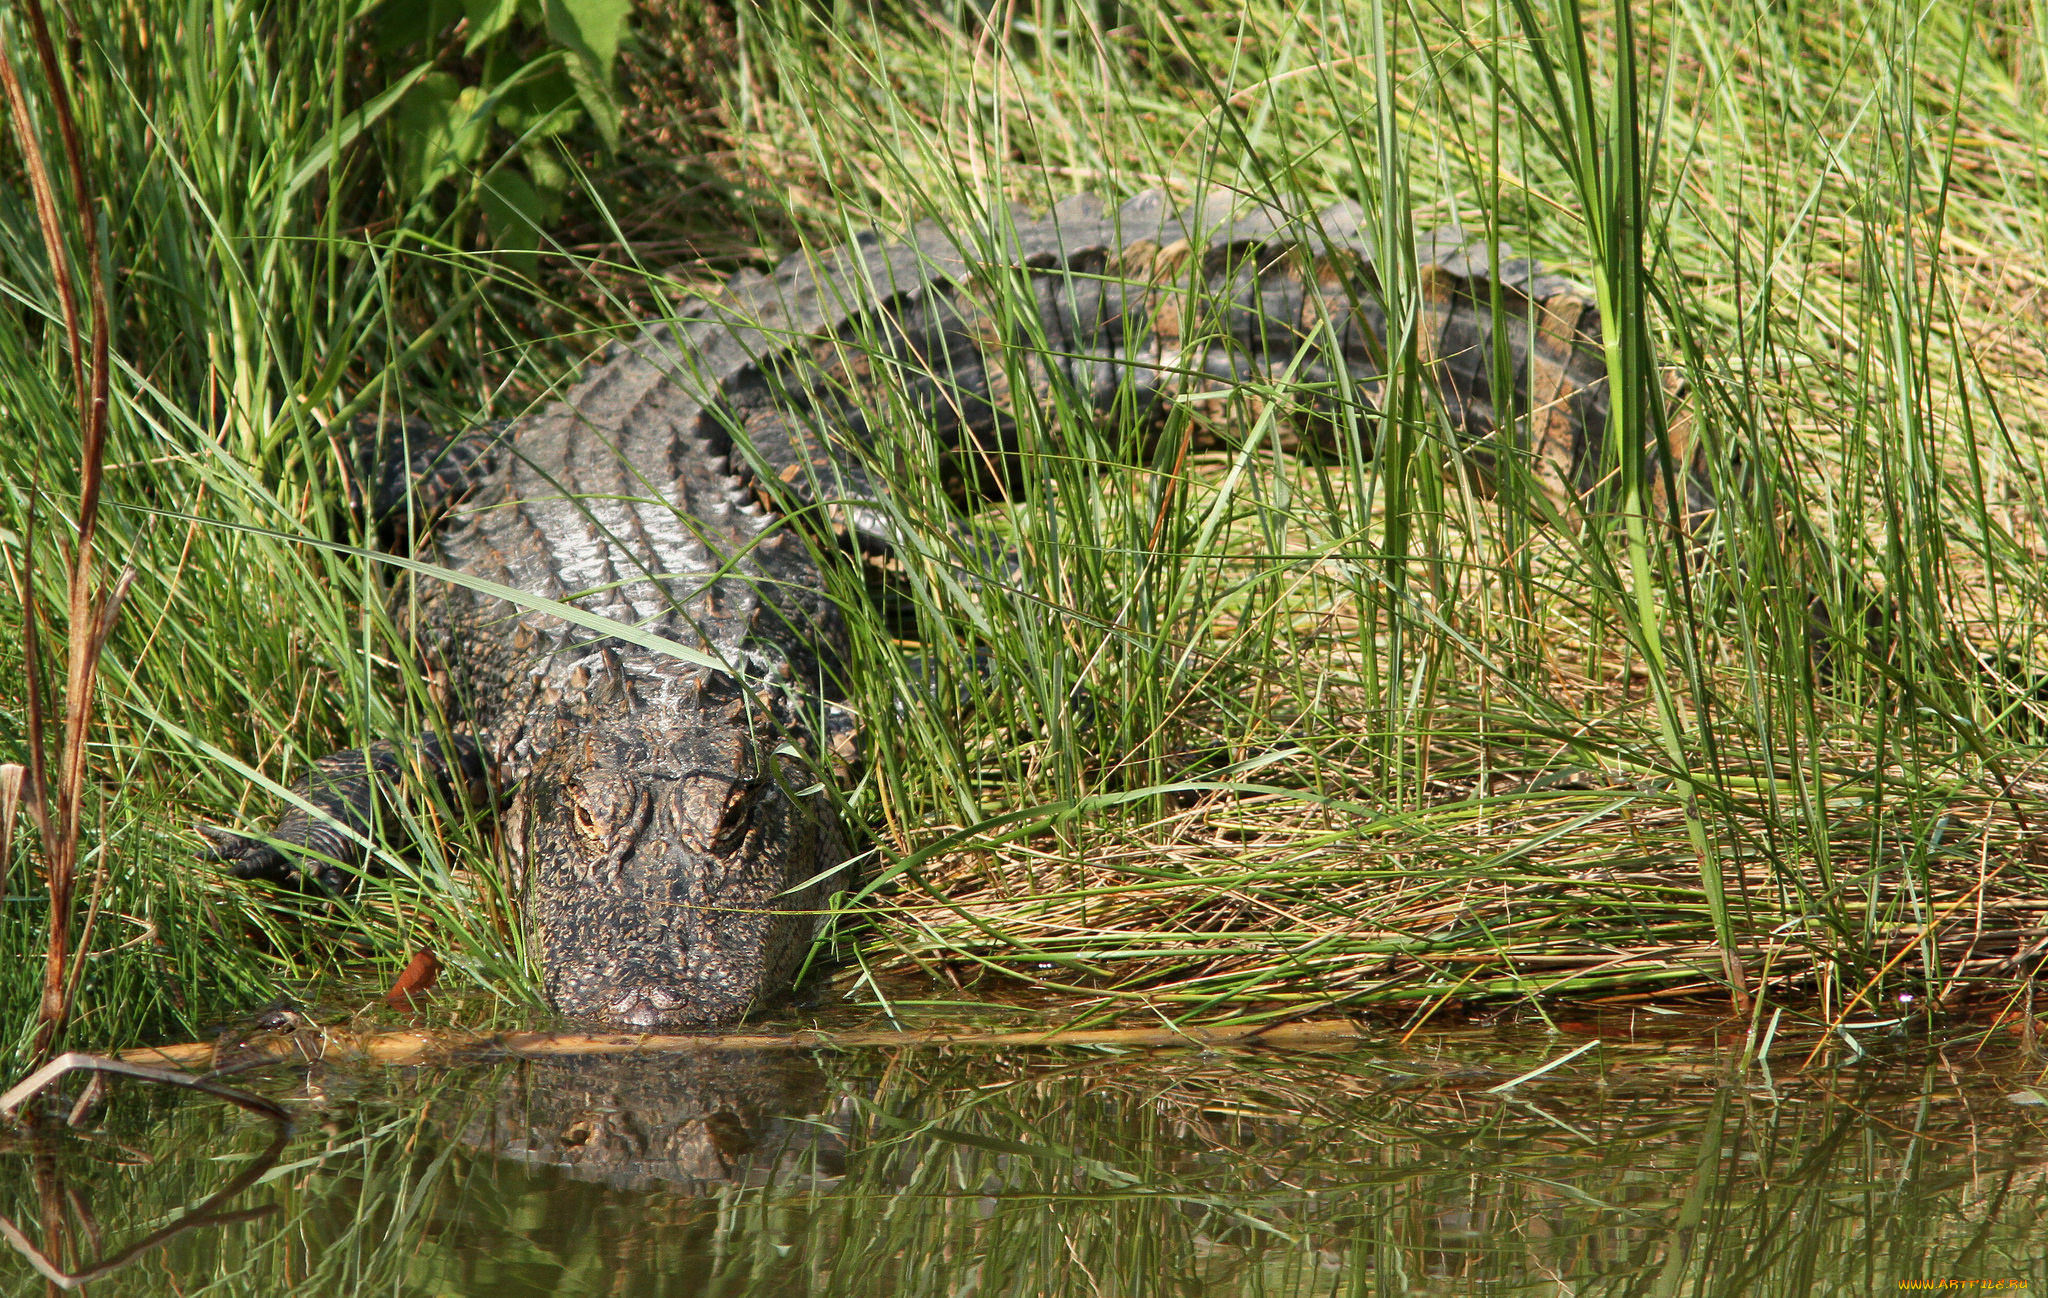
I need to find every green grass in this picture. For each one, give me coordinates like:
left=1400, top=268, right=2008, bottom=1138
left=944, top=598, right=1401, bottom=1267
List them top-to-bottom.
left=4, top=0, right=2048, bottom=1064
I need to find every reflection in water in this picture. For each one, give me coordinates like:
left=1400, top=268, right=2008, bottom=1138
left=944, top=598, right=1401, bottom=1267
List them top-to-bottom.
left=2, top=1025, right=2046, bottom=1295
left=462, top=1052, right=845, bottom=1192
left=0, top=1055, right=289, bottom=1291
left=0, top=1126, right=283, bottom=1292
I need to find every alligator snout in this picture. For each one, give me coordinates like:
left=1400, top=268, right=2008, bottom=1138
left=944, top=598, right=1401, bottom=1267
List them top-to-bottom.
left=549, top=962, right=710, bottom=1029
left=606, top=986, right=691, bottom=1028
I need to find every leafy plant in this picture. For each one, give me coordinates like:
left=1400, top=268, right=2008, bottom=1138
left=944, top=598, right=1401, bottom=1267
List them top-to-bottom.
left=368, top=0, right=633, bottom=272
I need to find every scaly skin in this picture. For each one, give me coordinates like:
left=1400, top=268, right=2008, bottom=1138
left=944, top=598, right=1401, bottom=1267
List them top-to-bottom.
left=204, top=189, right=1697, bottom=1029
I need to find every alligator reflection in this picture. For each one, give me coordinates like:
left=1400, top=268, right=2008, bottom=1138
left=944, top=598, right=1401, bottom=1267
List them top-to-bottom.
left=3, top=1030, right=2046, bottom=1295
left=461, top=1051, right=845, bottom=1193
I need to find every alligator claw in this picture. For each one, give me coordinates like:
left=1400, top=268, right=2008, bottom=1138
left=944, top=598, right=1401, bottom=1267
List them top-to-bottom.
left=195, top=822, right=265, bottom=868
left=195, top=823, right=332, bottom=891
left=196, top=823, right=285, bottom=880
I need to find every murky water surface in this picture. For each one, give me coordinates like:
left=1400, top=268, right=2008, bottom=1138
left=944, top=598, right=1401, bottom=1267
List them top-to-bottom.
left=3, top=1012, right=2047, bottom=1294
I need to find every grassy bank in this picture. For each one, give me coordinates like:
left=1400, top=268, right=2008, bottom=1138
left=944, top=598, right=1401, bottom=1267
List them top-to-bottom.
left=3, top=0, right=2047, bottom=1063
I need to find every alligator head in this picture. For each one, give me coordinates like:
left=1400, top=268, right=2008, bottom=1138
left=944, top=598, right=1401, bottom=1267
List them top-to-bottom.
left=512, top=652, right=845, bottom=1030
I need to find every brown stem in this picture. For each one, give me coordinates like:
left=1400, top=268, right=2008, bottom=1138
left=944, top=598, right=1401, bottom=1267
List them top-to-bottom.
left=1, top=0, right=118, bottom=1058
left=20, top=0, right=106, bottom=473
left=32, top=0, right=111, bottom=1061
left=0, top=33, right=81, bottom=414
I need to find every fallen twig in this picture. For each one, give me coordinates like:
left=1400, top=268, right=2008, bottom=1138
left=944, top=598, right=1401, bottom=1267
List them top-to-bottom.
left=120, top=1016, right=1379, bottom=1070
left=0, top=1051, right=289, bottom=1123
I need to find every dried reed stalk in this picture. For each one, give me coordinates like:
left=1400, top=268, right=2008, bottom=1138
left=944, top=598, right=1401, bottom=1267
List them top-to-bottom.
left=0, top=0, right=119, bottom=1058
left=865, top=773, right=2048, bottom=1017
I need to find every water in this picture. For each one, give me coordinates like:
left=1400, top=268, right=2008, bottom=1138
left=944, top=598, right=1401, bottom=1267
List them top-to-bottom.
left=3, top=1015, right=2045, bottom=1295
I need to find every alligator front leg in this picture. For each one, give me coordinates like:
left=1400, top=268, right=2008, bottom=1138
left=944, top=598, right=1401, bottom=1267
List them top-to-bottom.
left=201, top=410, right=514, bottom=891
left=198, top=733, right=491, bottom=894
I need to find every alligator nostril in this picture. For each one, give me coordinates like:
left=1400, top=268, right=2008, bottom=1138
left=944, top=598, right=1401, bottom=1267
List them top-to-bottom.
left=608, top=987, right=688, bottom=1027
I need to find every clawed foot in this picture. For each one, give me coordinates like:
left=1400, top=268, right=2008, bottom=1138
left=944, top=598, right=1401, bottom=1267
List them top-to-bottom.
left=194, top=824, right=352, bottom=894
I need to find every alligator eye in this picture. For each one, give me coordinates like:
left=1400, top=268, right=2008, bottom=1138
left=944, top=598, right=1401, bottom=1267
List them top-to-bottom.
left=674, top=774, right=763, bottom=853
left=712, top=781, right=761, bottom=851
left=719, top=781, right=752, bottom=826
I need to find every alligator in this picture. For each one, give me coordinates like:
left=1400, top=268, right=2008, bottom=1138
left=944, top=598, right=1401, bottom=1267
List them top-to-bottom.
left=199, top=189, right=1688, bottom=1030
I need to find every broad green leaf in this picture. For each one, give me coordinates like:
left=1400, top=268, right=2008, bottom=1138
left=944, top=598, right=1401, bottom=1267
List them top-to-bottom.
left=370, top=0, right=465, bottom=53
left=462, top=0, right=517, bottom=54
left=544, top=0, right=630, bottom=74
left=545, top=0, right=628, bottom=150
left=561, top=50, right=621, bottom=151
left=496, top=65, right=583, bottom=138
left=393, top=73, right=459, bottom=197
left=395, top=76, right=491, bottom=198
left=521, top=146, right=570, bottom=202
left=480, top=168, right=545, bottom=276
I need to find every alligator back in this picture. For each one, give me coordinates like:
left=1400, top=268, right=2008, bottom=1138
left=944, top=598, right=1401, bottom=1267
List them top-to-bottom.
left=685, top=190, right=1651, bottom=543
